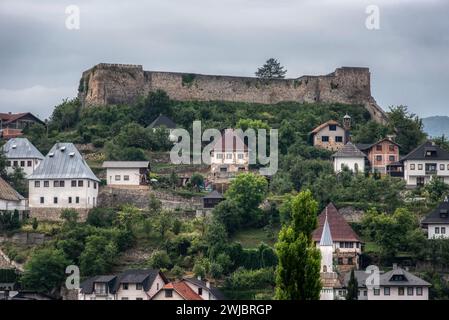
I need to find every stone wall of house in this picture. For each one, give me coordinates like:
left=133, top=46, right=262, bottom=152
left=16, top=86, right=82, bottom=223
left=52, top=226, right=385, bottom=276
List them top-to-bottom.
left=78, top=63, right=386, bottom=123
left=97, top=186, right=202, bottom=212
left=30, top=208, right=90, bottom=222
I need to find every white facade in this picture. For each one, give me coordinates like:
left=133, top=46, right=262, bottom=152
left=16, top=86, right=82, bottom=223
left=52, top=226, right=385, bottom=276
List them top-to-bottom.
left=334, top=156, right=365, bottom=174
left=6, top=158, right=41, bottom=177
left=404, top=160, right=449, bottom=187
left=107, top=168, right=142, bottom=186
left=29, top=178, right=99, bottom=210
left=0, top=198, right=27, bottom=212
left=427, top=224, right=449, bottom=239
left=183, top=279, right=219, bottom=300
left=366, top=286, right=429, bottom=300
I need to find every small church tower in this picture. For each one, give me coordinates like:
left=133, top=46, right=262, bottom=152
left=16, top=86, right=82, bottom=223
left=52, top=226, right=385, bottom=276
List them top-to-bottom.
left=343, top=114, right=352, bottom=143
left=319, top=211, right=334, bottom=273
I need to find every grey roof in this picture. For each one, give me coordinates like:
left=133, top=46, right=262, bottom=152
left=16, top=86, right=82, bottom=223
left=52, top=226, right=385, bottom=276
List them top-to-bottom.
left=148, top=115, right=176, bottom=129
left=2, top=138, right=44, bottom=160
left=401, top=140, right=449, bottom=161
left=332, top=142, right=366, bottom=158
left=28, top=143, right=99, bottom=182
left=355, top=143, right=372, bottom=151
left=102, top=161, right=149, bottom=169
left=203, top=190, right=224, bottom=199
left=422, top=198, right=449, bottom=225
left=319, top=213, right=333, bottom=246
left=343, top=267, right=431, bottom=288
left=80, top=275, right=117, bottom=294
left=182, top=277, right=226, bottom=300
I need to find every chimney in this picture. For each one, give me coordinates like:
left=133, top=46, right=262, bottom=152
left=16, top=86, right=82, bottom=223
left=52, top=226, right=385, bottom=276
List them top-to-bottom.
left=392, top=263, right=398, bottom=270
left=197, top=275, right=201, bottom=281
left=206, top=281, right=211, bottom=289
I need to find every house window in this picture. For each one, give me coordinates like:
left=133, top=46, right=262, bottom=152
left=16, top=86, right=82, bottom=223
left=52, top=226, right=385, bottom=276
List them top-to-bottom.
left=329, top=125, right=337, bottom=131
left=321, top=136, right=329, bottom=142
left=335, top=136, right=343, bottom=143
left=376, top=145, right=382, bottom=151
left=389, top=145, right=395, bottom=151
left=216, top=153, right=223, bottom=159
left=226, top=153, right=232, bottom=159
left=238, top=153, right=244, bottom=159
left=376, top=155, right=382, bottom=162
left=389, top=156, right=395, bottom=162
left=27, top=160, right=32, bottom=167
left=6, top=161, right=11, bottom=167
left=13, top=161, right=18, bottom=167
left=20, top=161, right=25, bottom=167
left=410, top=164, right=415, bottom=170
left=418, top=164, right=423, bottom=170
left=440, top=164, right=445, bottom=170
left=447, top=164, right=449, bottom=170
left=115, top=175, right=121, bottom=181
left=124, top=175, right=130, bottom=181
left=71, top=180, right=77, bottom=187
left=78, top=180, right=83, bottom=187
left=34, top=181, right=40, bottom=188
left=44, top=181, right=49, bottom=187
left=54, top=181, right=60, bottom=187
left=60, top=181, right=65, bottom=187
left=88, top=181, right=90, bottom=188
left=94, top=182, right=97, bottom=189
left=40, top=197, right=44, bottom=204
left=53, top=197, right=58, bottom=204
left=68, top=197, right=72, bottom=204
left=76, top=197, right=80, bottom=204
left=435, top=227, right=440, bottom=234
left=442, top=227, right=446, bottom=234
left=348, top=257, right=353, bottom=265
left=338, top=258, right=343, bottom=265
left=122, top=283, right=129, bottom=290
left=136, top=283, right=143, bottom=290
left=157, top=283, right=159, bottom=290
left=198, top=287, right=203, bottom=295
left=384, top=287, right=390, bottom=295
left=398, top=287, right=404, bottom=295
left=407, top=287, right=414, bottom=296
left=416, top=287, right=423, bottom=296
left=373, top=288, right=380, bottom=296
left=165, top=289, right=173, bottom=298
left=364, top=290, right=367, bottom=296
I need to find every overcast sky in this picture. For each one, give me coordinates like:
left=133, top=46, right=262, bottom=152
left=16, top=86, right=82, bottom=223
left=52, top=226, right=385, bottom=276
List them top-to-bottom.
left=0, top=0, right=448, bottom=120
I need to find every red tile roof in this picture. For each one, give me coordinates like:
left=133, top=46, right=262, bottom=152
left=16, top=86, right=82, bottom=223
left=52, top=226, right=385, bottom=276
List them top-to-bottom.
left=312, top=203, right=361, bottom=242
left=163, top=282, right=203, bottom=300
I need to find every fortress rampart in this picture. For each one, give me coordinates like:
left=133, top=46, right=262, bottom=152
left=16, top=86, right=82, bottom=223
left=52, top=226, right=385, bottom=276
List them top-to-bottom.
left=78, top=63, right=386, bottom=123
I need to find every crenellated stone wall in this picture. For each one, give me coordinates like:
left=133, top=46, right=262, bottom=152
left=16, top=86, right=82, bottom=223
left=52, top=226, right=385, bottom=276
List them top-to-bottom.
left=78, top=63, right=387, bottom=123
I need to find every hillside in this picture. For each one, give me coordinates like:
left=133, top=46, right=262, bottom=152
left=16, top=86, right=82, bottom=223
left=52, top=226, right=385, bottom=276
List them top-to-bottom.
left=422, top=116, right=449, bottom=138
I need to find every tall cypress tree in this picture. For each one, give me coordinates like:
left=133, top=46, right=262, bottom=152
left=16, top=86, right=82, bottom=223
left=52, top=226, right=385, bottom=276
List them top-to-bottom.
left=275, top=189, right=321, bottom=300
left=346, top=269, right=359, bottom=300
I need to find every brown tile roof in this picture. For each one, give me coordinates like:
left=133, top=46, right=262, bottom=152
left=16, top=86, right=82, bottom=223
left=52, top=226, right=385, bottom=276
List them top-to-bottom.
left=310, top=120, right=341, bottom=134
left=0, top=177, right=25, bottom=201
left=312, top=203, right=361, bottom=242
left=164, top=282, right=203, bottom=300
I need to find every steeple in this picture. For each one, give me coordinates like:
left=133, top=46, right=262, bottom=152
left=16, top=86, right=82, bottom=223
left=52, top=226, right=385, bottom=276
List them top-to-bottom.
left=320, top=208, right=333, bottom=246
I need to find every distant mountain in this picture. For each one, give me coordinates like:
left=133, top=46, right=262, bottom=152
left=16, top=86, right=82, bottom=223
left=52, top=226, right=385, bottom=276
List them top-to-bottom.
left=422, top=116, right=449, bottom=138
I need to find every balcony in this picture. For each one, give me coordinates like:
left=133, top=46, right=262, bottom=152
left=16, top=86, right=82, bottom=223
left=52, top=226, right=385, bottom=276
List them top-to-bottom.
left=426, top=170, right=437, bottom=175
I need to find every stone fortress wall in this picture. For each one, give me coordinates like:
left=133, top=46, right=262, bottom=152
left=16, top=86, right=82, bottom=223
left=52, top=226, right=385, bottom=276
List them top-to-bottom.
left=78, top=63, right=386, bottom=123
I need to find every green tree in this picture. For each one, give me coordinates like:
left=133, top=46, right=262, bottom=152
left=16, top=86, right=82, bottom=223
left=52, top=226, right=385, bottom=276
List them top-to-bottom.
left=255, top=58, right=287, bottom=79
left=138, top=90, right=171, bottom=126
left=49, top=98, right=81, bottom=131
left=387, top=106, right=426, bottom=154
left=7, top=167, right=27, bottom=197
left=190, top=173, right=204, bottom=191
left=225, top=173, right=268, bottom=226
left=424, top=178, right=449, bottom=202
left=275, top=190, right=321, bottom=300
left=212, top=199, right=243, bottom=235
left=60, top=208, right=79, bottom=225
left=79, top=234, right=118, bottom=276
left=21, top=248, right=70, bottom=293
left=149, top=250, right=172, bottom=269
left=346, top=269, right=358, bottom=300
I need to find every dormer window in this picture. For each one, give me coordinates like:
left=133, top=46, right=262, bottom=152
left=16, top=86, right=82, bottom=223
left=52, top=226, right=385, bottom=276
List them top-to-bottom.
left=329, top=125, right=337, bottom=131
left=60, top=146, right=66, bottom=152
left=49, top=152, right=54, bottom=157
left=390, top=274, right=407, bottom=282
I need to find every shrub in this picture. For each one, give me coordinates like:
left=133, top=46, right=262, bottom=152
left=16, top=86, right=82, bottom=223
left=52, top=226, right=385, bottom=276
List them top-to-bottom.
left=149, top=250, right=172, bottom=269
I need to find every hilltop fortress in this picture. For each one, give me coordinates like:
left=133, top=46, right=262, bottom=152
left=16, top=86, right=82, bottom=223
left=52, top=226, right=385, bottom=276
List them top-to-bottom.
left=78, top=63, right=387, bottom=123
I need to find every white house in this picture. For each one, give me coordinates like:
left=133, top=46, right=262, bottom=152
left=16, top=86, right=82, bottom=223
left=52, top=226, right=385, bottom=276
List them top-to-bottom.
left=210, top=129, right=249, bottom=177
left=2, top=138, right=44, bottom=177
left=402, top=140, right=449, bottom=187
left=332, top=142, right=366, bottom=174
left=27, top=143, right=100, bottom=221
left=102, top=161, right=150, bottom=186
left=0, top=176, right=27, bottom=213
left=421, top=197, right=449, bottom=239
left=342, top=265, right=430, bottom=300
left=79, top=269, right=169, bottom=300
left=182, top=277, right=225, bottom=300
left=151, top=281, right=203, bottom=300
